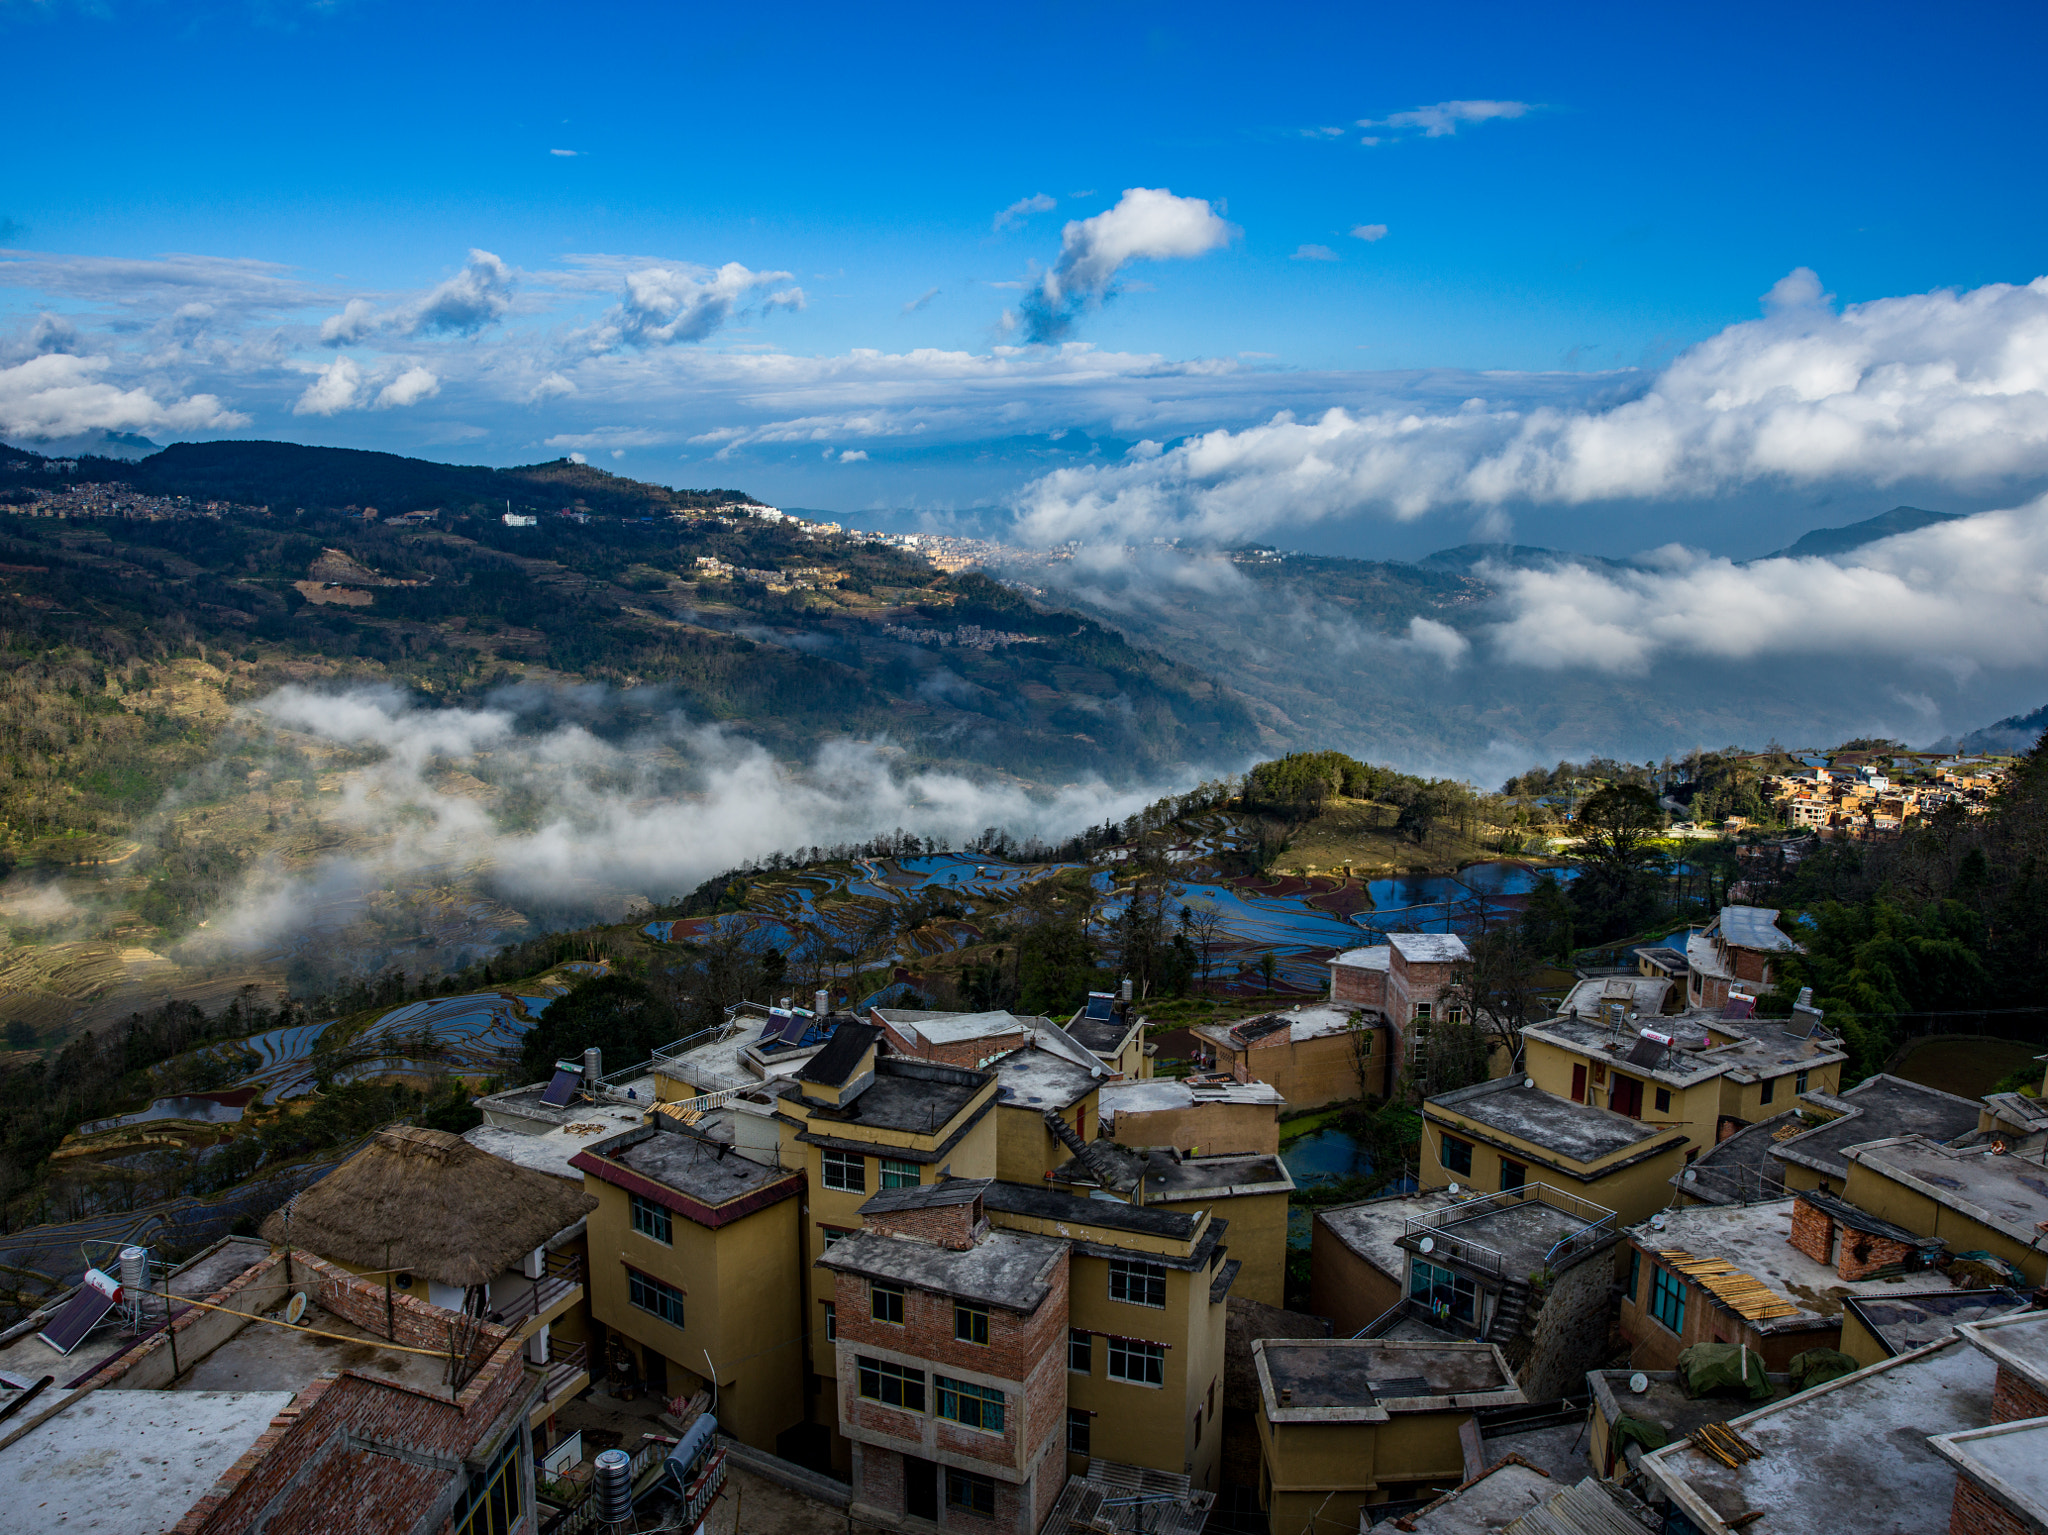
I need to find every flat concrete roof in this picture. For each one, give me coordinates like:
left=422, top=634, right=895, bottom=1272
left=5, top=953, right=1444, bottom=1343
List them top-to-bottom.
left=1389, top=933, right=1470, bottom=964
left=1331, top=945, right=1390, bottom=971
left=1558, top=974, right=1673, bottom=1021
left=1195, top=1003, right=1365, bottom=1049
left=878, top=1008, right=1030, bottom=1045
left=1524, top=1012, right=1844, bottom=1089
left=991, top=1045, right=1100, bottom=1111
left=804, top=1058, right=990, bottom=1137
left=478, top=1073, right=660, bottom=1127
left=1772, top=1075, right=1984, bottom=1180
left=1098, top=1077, right=1284, bottom=1121
left=1429, top=1078, right=1671, bottom=1164
left=465, top=1104, right=649, bottom=1180
left=1675, top=1110, right=1800, bottom=1206
left=601, top=1125, right=793, bottom=1205
left=1849, top=1135, right=2048, bottom=1247
left=1137, top=1153, right=1294, bottom=1202
left=980, top=1179, right=1200, bottom=1242
left=1317, top=1191, right=1466, bottom=1283
left=1424, top=1195, right=1612, bottom=1276
left=1627, top=1199, right=1956, bottom=1334
left=819, top=1227, right=1065, bottom=1313
left=1847, top=1289, right=2029, bottom=1358
left=169, top=1293, right=450, bottom=1397
left=1958, top=1308, right=2048, bottom=1393
left=1641, top=1337, right=1992, bottom=1535
left=1255, top=1338, right=1520, bottom=1424
left=1587, top=1369, right=1794, bottom=1453
left=0, top=1387, right=293, bottom=1534
left=1930, top=1419, right=2048, bottom=1526
left=1368, top=1460, right=1557, bottom=1533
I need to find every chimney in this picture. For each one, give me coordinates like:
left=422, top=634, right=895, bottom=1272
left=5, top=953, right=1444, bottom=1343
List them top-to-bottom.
left=815, top=988, right=830, bottom=1017
left=582, top=1047, right=602, bottom=1090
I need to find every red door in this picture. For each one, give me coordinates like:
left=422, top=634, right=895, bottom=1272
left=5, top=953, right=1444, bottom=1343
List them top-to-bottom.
left=1571, top=1064, right=1588, bottom=1103
left=1612, top=1074, right=1644, bottom=1118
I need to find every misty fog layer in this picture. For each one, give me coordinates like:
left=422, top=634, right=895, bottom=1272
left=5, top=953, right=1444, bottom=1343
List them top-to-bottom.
left=197, top=684, right=1184, bottom=965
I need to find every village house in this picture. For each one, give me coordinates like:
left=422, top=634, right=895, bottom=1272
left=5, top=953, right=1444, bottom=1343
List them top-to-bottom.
left=1682, top=905, right=1802, bottom=1011
left=1327, top=932, right=1472, bottom=1077
left=1062, top=990, right=1150, bottom=1078
left=1519, top=998, right=1846, bottom=1158
left=1191, top=1002, right=1383, bottom=1108
left=874, top=1007, right=1042, bottom=1069
left=987, top=1038, right=1111, bottom=1183
left=1767, top=1073, right=1984, bottom=1194
left=1097, top=1075, right=1286, bottom=1156
left=1419, top=1077, right=1690, bottom=1225
left=256, top=1127, right=597, bottom=1445
left=1842, top=1133, right=2048, bottom=1286
left=1307, top=1182, right=1622, bottom=1402
left=1616, top=1195, right=1950, bottom=1373
left=0, top=1237, right=538, bottom=1535
left=1839, top=1287, right=2030, bottom=1368
left=1251, top=1338, right=1524, bottom=1530
left=1584, top=1366, right=1793, bottom=1486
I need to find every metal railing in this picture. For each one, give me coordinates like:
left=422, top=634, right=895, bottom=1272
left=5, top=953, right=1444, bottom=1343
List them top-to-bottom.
left=1402, top=1182, right=1618, bottom=1281
left=496, top=1251, right=584, bottom=1328
left=540, top=1338, right=588, bottom=1404
left=541, top=1434, right=685, bottom=1535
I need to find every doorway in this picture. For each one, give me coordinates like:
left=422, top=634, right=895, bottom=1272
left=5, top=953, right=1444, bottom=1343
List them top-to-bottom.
left=906, top=1456, right=938, bottom=1521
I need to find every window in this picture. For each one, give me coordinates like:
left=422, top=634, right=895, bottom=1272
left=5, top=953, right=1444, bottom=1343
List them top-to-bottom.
left=1414, top=1002, right=1433, bottom=1023
left=1445, top=1007, right=1465, bottom=1026
left=1355, top=1030, right=1373, bottom=1056
left=1795, top=1070, right=1809, bottom=1094
left=1760, top=1075, right=1777, bottom=1105
left=1654, top=1087, right=1672, bottom=1114
left=1441, top=1134, right=1473, bottom=1177
left=822, top=1149, right=864, bottom=1192
left=880, top=1158, right=919, bottom=1190
left=1500, top=1159, right=1526, bottom=1193
left=629, top=1193, right=672, bottom=1245
left=821, top=1226, right=850, bottom=1251
left=1625, top=1248, right=1641, bottom=1305
left=1108, top=1258, right=1167, bottom=1309
left=1409, top=1259, right=1477, bottom=1327
left=1650, top=1266, right=1687, bottom=1333
left=627, top=1268, right=685, bottom=1329
left=872, top=1281, right=904, bottom=1324
left=823, top=1302, right=837, bottom=1341
left=955, top=1303, right=989, bottom=1345
left=1068, top=1329, right=1092, bottom=1373
left=1107, top=1336, right=1166, bottom=1385
left=857, top=1355, right=925, bottom=1411
left=936, top=1375, right=1006, bottom=1433
left=1067, top=1407, right=1092, bottom=1454
left=452, top=1430, right=524, bottom=1535
left=946, top=1469, right=996, bottom=1517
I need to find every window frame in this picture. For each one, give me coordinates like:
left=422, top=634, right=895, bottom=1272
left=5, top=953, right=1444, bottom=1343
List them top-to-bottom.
left=1795, top=1069, right=1809, bottom=1094
left=1760, top=1075, right=1776, bottom=1105
left=1653, top=1086, right=1672, bottom=1114
left=1441, top=1133, right=1473, bottom=1177
left=821, top=1148, right=865, bottom=1193
left=879, top=1157, right=920, bottom=1190
left=1499, top=1158, right=1527, bottom=1193
left=629, top=1192, right=673, bottom=1245
left=1626, top=1248, right=1641, bottom=1305
left=1108, top=1258, right=1167, bottom=1309
left=1409, top=1258, right=1477, bottom=1327
left=626, top=1266, right=686, bottom=1330
left=1650, top=1266, right=1687, bottom=1333
left=871, top=1281, right=905, bottom=1325
left=823, top=1301, right=836, bottom=1342
left=954, top=1302, right=990, bottom=1345
left=1068, top=1329, right=1092, bottom=1373
left=1106, top=1335, right=1166, bottom=1386
left=856, top=1355, right=926, bottom=1412
left=935, top=1374, right=1006, bottom=1434
left=1066, top=1407, right=1092, bottom=1454
left=452, top=1428, right=525, bottom=1535
left=945, top=1468, right=996, bottom=1517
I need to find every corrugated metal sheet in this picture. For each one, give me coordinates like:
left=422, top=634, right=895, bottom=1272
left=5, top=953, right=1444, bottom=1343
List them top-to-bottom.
left=1503, top=1477, right=1652, bottom=1535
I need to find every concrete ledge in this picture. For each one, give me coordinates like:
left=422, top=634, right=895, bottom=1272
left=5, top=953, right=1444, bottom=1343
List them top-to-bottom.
left=721, top=1437, right=852, bottom=1508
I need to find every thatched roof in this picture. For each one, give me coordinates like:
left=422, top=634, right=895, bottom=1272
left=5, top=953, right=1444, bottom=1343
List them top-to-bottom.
left=259, top=1126, right=598, bottom=1288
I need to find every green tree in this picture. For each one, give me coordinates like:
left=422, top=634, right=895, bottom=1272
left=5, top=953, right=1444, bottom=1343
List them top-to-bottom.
left=1018, top=915, right=1095, bottom=1016
left=518, top=973, right=679, bottom=1084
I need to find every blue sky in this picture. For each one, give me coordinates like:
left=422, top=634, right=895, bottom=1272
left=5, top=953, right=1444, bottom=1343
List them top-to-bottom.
left=5, top=0, right=2048, bottom=561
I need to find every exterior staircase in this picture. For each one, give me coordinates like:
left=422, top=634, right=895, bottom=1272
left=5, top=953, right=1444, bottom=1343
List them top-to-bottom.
left=1487, top=1276, right=1531, bottom=1345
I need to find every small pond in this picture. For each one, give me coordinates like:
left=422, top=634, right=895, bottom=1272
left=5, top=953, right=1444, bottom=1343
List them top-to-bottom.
left=79, top=1094, right=247, bottom=1137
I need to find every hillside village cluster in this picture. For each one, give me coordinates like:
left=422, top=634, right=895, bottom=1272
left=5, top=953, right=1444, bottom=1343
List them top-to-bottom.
left=1763, top=759, right=2009, bottom=837
left=5, top=908, right=2047, bottom=1535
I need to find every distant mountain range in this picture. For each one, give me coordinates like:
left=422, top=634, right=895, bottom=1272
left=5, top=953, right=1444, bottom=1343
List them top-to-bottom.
left=1761, top=505, right=1961, bottom=561
left=1930, top=703, right=2048, bottom=757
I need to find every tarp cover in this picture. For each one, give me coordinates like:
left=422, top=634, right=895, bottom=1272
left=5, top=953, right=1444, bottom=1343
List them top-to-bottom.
left=1678, top=1342, right=1774, bottom=1399
left=1788, top=1347, right=1859, bottom=1391
left=1609, top=1413, right=1670, bottom=1454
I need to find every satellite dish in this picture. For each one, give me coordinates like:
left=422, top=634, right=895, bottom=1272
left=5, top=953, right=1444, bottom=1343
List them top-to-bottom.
left=1523, top=1077, right=1536, bottom=1090
left=1683, top=1169, right=1698, bottom=1183
left=1447, top=1183, right=1461, bottom=1195
left=1650, top=1213, right=1668, bottom=1230
left=1418, top=1236, right=1436, bottom=1254
left=285, top=1292, right=308, bottom=1325
left=1629, top=1372, right=1650, bottom=1394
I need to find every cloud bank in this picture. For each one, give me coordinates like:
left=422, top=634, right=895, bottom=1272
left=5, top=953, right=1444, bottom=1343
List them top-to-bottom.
left=1014, top=270, right=2048, bottom=544
left=0, top=350, right=247, bottom=439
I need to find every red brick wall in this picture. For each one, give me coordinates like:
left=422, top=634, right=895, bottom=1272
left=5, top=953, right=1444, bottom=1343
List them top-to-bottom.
left=1331, top=965, right=1387, bottom=1008
left=885, top=1029, right=1027, bottom=1068
left=1788, top=1198, right=1834, bottom=1266
left=868, top=1203, right=981, bottom=1251
left=1836, top=1229, right=1914, bottom=1282
left=1992, top=1364, right=2048, bottom=1424
left=1950, top=1470, right=2035, bottom=1535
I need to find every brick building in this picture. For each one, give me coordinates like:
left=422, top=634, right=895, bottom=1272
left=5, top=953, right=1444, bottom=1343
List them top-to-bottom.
left=1682, top=905, right=1802, bottom=1011
left=1326, top=932, right=1471, bottom=1081
left=1191, top=1003, right=1383, bottom=1108
left=821, top=1180, right=1070, bottom=1533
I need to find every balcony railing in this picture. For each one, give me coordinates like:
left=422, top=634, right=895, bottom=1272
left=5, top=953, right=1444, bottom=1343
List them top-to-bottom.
left=1401, top=1182, right=1618, bottom=1281
left=495, top=1250, right=584, bottom=1328
left=1354, top=1293, right=1485, bottom=1341
left=540, top=1338, right=589, bottom=1404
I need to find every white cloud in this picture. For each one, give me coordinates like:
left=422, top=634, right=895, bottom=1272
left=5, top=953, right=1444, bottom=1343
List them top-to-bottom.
left=1358, top=100, right=1532, bottom=141
left=551, top=148, right=580, bottom=157
left=1021, top=188, right=1236, bottom=343
left=993, top=193, right=1057, bottom=232
left=1350, top=223, right=1388, bottom=242
left=1290, top=244, right=1338, bottom=262
left=317, top=250, right=514, bottom=345
left=594, top=261, right=804, bottom=347
left=1013, top=270, right=2048, bottom=544
left=902, top=286, right=940, bottom=315
left=318, top=297, right=380, bottom=345
left=0, top=351, right=247, bottom=439
left=293, top=355, right=364, bottom=415
left=375, top=365, right=440, bottom=408
left=838, top=448, right=868, bottom=462
left=569, top=451, right=587, bottom=464
left=1482, top=497, right=2048, bottom=676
